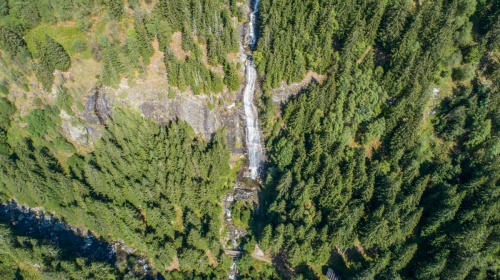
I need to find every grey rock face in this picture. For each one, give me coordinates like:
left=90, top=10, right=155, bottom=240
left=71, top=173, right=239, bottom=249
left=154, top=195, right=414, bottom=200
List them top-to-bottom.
left=271, top=74, right=326, bottom=105
left=82, top=85, right=111, bottom=125
left=87, top=85, right=245, bottom=154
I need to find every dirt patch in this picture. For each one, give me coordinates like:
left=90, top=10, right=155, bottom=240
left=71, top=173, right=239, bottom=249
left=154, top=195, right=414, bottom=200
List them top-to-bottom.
left=139, top=0, right=158, bottom=10
left=51, top=20, right=77, bottom=28
left=170, top=31, right=191, bottom=59
left=148, top=38, right=166, bottom=74
left=195, top=38, right=224, bottom=74
left=357, top=46, right=373, bottom=64
left=227, top=51, right=240, bottom=64
left=62, top=58, right=101, bottom=94
left=303, top=71, right=327, bottom=83
left=348, top=138, right=381, bottom=159
left=364, top=138, right=381, bottom=158
left=348, top=139, right=361, bottom=148
left=172, top=205, right=184, bottom=233
left=251, top=244, right=272, bottom=264
left=355, top=244, right=366, bottom=257
left=206, top=250, right=218, bottom=267
left=166, top=256, right=180, bottom=271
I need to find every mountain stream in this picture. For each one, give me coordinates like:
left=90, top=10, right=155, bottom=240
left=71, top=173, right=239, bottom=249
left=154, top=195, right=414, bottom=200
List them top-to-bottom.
left=224, top=0, right=264, bottom=278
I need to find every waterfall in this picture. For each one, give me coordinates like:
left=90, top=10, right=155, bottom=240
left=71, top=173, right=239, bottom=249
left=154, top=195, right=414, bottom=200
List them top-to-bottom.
left=243, top=0, right=263, bottom=180
left=247, top=0, right=259, bottom=48
left=226, top=1, right=262, bottom=278
left=243, top=61, right=263, bottom=179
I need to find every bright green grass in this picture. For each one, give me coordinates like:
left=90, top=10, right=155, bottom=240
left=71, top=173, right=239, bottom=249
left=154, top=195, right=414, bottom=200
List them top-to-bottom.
left=25, top=24, right=91, bottom=58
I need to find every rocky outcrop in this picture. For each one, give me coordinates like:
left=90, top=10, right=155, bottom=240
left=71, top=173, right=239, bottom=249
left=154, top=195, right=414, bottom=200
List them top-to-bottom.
left=271, top=72, right=326, bottom=104
left=74, top=79, right=247, bottom=153
left=82, top=83, right=246, bottom=154
left=83, top=85, right=111, bottom=125
left=137, top=92, right=244, bottom=154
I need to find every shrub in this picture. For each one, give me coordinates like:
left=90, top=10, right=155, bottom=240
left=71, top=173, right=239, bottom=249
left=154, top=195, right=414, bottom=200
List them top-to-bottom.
left=71, top=39, right=88, bottom=53
left=464, top=46, right=481, bottom=63
left=452, top=64, right=476, bottom=82
left=0, top=85, right=8, bottom=95
left=56, top=88, right=74, bottom=114
left=25, top=109, right=55, bottom=137
left=53, top=136, right=76, bottom=153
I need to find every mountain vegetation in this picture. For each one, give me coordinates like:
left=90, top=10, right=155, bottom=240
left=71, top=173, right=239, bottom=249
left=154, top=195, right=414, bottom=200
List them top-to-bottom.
left=0, top=0, right=498, bottom=279
left=0, top=0, right=241, bottom=92
left=256, top=0, right=500, bottom=278
left=0, top=98, right=234, bottom=278
left=0, top=223, right=118, bottom=279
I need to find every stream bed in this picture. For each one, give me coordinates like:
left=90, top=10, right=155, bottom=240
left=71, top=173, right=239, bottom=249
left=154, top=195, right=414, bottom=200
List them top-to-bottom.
left=223, top=0, right=264, bottom=278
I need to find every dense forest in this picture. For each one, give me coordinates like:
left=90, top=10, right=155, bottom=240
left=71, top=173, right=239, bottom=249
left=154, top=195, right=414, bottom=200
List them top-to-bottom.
left=0, top=0, right=499, bottom=279
left=256, top=0, right=500, bottom=279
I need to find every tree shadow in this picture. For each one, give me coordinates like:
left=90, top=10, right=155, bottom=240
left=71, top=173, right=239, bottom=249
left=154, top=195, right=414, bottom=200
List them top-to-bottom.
left=0, top=199, right=163, bottom=279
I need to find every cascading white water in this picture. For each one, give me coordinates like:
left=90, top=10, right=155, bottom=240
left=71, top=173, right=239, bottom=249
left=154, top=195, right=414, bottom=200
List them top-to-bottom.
left=243, top=0, right=263, bottom=180
left=247, top=0, right=258, bottom=47
left=227, top=1, right=262, bottom=278
left=243, top=61, right=263, bottom=179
